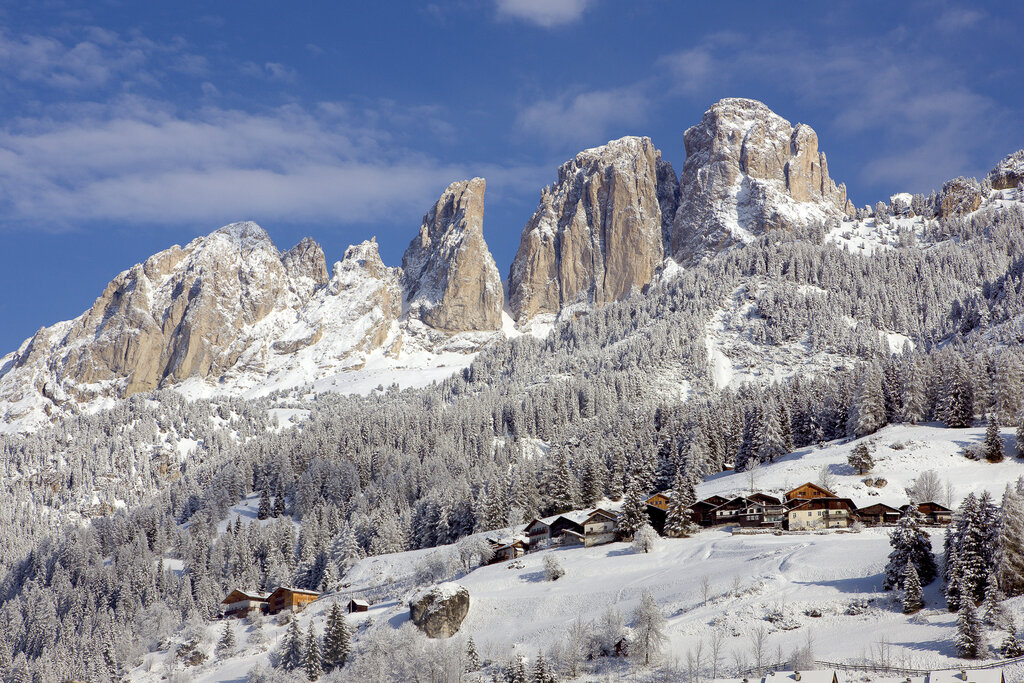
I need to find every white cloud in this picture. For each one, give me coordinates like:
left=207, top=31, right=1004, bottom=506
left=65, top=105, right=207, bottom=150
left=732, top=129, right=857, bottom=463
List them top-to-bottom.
left=495, top=0, right=593, bottom=28
left=516, top=86, right=648, bottom=147
left=0, top=98, right=544, bottom=230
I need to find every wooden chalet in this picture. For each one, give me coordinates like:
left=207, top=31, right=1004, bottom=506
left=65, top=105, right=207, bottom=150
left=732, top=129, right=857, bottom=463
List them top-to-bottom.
left=785, top=482, right=836, bottom=502
left=645, top=492, right=672, bottom=511
left=748, top=493, right=786, bottom=527
left=691, top=495, right=729, bottom=527
left=708, top=496, right=751, bottom=525
left=787, top=497, right=857, bottom=530
left=900, top=501, right=953, bottom=525
left=857, top=502, right=902, bottom=526
left=524, top=509, right=618, bottom=549
left=581, top=509, right=617, bottom=546
left=524, top=514, right=559, bottom=549
left=488, top=537, right=529, bottom=563
left=267, top=586, right=320, bottom=614
left=220, top=589, right=269, bottom=618
left=347, top=598, right=369, bottom=613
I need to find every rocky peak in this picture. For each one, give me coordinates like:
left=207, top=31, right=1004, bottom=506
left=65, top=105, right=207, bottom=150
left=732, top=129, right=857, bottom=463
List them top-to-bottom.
left=670, top=98, right=854, bottom=263
left=508, top=136, right=678, bottom=323
left=988, top=150, right=1024, bottom=190
left=402, top=178, right=503, bottom=332
left=283, top=237, right=330, bottom=300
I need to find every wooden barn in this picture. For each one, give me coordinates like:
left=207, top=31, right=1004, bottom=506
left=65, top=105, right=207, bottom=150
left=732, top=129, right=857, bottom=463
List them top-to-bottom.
left=900, top=501, right=953, bottom=525
left=857, top=502, right=902, bottom=526
left=267, top=586, right=320, bottom=614
left=220, top=589, right=269, bottom=618
left=347, top=598, right=369, bottom=613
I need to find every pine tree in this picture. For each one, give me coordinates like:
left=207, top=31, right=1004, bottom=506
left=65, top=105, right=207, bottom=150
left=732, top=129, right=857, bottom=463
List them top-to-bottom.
left=941, top=356, right=975, bottom=428
left=852, top=363, right=887, bottom=437
left=756, top=400, right=787, bottom=463
left=1017, top=413, right=1024, bottom=459
left=984, top=414, right=1006, bottom=463
left=847, top=442, right=875, bottom=475
left=663, top=473, right=699, bottom=538
left=616, top=479, right=649, bottom=540
left=274, top=484, right=287, bottom=518
left=998, top=484, right=1024, bottom=596
left=258, top=487, right=272, bottom=521
left=884, top=504, right=937, bottom=590
left=902, top=561, right=924, bottom=614
left=982, top=572, right=1008, bottom=628
left=954, top=590, right=983, bottom=659
left=322, top=602, right=351, bottom=671
left=1001, top=617, right=1024, bottom=657
left=280, top=619, right=304, bottom=671
left=217, top=622, right=235, bottom=653
left=303, top=624, right=323, bottom=681
left=465, top=636, right=481, bottom=672
left=532, top=651, right=555, bottom=683
left=505, top=656, right=528, bottom=683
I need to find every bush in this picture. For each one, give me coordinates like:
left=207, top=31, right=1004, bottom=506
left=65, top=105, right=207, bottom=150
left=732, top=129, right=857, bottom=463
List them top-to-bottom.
left=632, top=524, right=660, bottom=554
left=543, top=554, right=565, bottom=581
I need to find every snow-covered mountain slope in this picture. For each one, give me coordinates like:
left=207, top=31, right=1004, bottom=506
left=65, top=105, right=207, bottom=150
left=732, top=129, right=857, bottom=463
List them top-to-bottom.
left=128, top=423, right=1024, bottom=682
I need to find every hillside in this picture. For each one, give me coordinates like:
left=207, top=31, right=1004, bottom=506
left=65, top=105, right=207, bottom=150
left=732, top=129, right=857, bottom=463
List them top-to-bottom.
left=127, top=424, right=1024, bottom=681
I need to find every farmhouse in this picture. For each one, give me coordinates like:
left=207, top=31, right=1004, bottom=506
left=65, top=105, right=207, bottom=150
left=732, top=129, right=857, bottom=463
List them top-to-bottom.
left=785, top=482, right=835, bottom=502
left=691, top=495, right=729, bottom=527
left=787, top=497, right=857, bottom=530
left=900, top=501, right=953, bottom=525
left=857, top=502, right=902, bottom=526
left=524, top=508, right=618, bottom=550
left=488, top=537, right=528, bottom=563
left=267, top=586, right=320, bottom=614
left=220, top=589, right=269, bottom=618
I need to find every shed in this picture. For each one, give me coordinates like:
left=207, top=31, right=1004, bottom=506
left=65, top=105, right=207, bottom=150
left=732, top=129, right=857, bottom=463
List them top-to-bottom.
left=347, top=598, right=369, bottom=613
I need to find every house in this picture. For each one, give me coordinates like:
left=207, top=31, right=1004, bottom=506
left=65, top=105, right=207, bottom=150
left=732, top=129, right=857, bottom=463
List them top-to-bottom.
left=785, top=482, right=835, bottom=502
left=645, top=492, right=673, bottom=511
left=748, top=493, right=786, bottom=527
left=691, top=495, right=729, bottom=527
left=709, top=496, right=751, bottom=525
left=786, top=498, right=857, bottom=530
left=900, top=501, right=953, bottom=525
left=857, top=502, right=902, bottom=526
left=524, top=509, right=618, bottom=550
left=581, top=509, right=618, bottom=546
left=524, top=514, right=559, bottom=550
left=488, top=537, right=529, bottom=563
left=267, top=586, right=320, bottom=614
left=220, top=589, right=269, bottom=618
left=347, top=598, right=369, bottom=613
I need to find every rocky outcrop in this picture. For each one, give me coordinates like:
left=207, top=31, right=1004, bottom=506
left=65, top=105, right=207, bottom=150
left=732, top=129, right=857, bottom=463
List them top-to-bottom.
left=670, top=98, right=854, bottom=263
left=508, top=136, right=678, bottom=322
left=988, top=150, right=1024, bottom=190
left=938, top=177, right=983, bottom=217
left=402, top=178, right=503, bottom=332
left=409, top=583, right=470, bottom=639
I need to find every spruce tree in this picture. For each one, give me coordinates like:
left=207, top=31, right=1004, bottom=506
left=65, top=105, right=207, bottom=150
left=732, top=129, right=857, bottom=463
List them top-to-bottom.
left=852, top=363, right=887, bottom=437
left=757, top=400, right=787, bottom=463
left=1017, top=413, right=1024, bottom=459
left=984, top=414, right=1006, bottom=463
left=848, top=443, right=875, bottom=475
left=664, top=473, right=699, bottom=539
left=616, top=479, right=649, bottom=541
left=273, top=484, right=287, bottom=518
left=998, top=484, right=1024, bottom=596
left=258, top=487, right=272, bottom=521
left=884, top=504, right=937, bottom=590
left=902, top=561, right=924, bottom=613
left=982, top=572, right=1008, bottom=628
left=954, top=589, right=983, bottom=659
left=322, top=602, right=350, bottom=671
left=1001, top=617, right=1024, bottom=657
left=280, top=619, right=304, bottom=671
left=217, top=622, right=235, bottom=652
left=303, top=624, right=322, bottom=681
left=465, top=636, right=480, bottom=672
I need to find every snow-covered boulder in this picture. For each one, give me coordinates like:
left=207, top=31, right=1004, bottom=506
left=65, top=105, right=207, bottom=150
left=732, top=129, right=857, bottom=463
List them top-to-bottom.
left=988, top=150, right=1024, bottom=190
left=408, top=582, right=470, bottom=639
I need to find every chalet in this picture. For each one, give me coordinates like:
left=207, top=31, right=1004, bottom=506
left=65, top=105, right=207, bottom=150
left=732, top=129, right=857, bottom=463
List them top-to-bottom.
left=785, top=482, right=836, bottom=502
left=645, top=492, right=672, bottom=511
left=748, top=493, right=786, bottom=527
left=691, top=495, right=729, bottom=527
left=709, top=496, right=751, bottom=525
left=786, top=497, right=857, bottom=530
left=900, top=501, right=953, bottom=525
left=857, top=502, right=902, bottom=526
left=524, top=509, right=618, bottom=550
left=581, top=509, right=618, bottom=546
left=524, top=514, right=560, bottom=550
left=488, top=537, right=529, bottom=563
left=267, top=586, right=320, bottom=614
left=220, top=589, right=269, bottom=618
left=347, top=598, right=369, bottom=613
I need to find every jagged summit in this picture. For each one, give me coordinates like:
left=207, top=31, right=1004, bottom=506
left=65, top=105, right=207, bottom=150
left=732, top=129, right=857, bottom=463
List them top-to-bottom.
left=670, top=97, right=854, bottom=263
left=508, top=135, right=678, bottom=323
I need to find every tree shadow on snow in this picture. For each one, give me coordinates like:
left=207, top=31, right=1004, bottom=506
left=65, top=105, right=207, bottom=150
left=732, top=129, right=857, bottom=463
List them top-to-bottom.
left=790, top=573, right=886, bottom=594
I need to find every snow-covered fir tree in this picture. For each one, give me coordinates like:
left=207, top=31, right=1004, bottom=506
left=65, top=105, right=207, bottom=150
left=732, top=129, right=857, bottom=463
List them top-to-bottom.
left=984, top=414, right=1005, bottom=462
left=847, top=442, right=874, bottom=475
left=663, top=472, right=699, bottom=538
left=616, top=478, right=649, bottom=540
left=998, top=484, right=1024, bottom=596
left=884, top=504, right=937, bottom=590
left=902, top=561, right=924, bottom=613
left=954, top=588, right=984, bottom=659
left=322, top=601, right=351, bottom=671
left=280, top=619, right=304, bottom=671
left=216, top=622, right=235, bottom=653
left=304, top=624, right=323, bottom=681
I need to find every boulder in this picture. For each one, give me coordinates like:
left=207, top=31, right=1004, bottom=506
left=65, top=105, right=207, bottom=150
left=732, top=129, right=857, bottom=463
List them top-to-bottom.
left=409, top=583, right=470, bottom=639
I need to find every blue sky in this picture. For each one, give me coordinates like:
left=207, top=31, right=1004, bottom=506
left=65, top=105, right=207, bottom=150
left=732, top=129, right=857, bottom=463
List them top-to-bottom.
left=1, top=1, right=1022, bottom=352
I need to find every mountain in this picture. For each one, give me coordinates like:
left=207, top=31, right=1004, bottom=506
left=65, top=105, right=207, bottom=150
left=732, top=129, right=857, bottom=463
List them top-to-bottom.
left=670, top=97, right=854, bottom=263
left=508, top=136, right=678, bottom=324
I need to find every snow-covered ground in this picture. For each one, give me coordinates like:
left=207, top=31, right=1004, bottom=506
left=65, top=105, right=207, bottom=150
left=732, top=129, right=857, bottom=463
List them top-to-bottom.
left=130, top=423, right=1024, bottom=681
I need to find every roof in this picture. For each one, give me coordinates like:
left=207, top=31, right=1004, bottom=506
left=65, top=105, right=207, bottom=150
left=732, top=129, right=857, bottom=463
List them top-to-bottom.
left=785, top=482, right=836, bottom=499
left=748, top=493, right=782, bottom=505
left=787, top=497, right=857, bottom=512
left=900, top=501, right=953, bottom=513
left=858, top=502, right=902, bottom=514
left=584, top=508, right=617, bottom=522
left=269, top=586, right=321, bottom=597
left=222, top=588, right=270, bottom=604
left=348, top=598, right=369, bottom=607
left=764, top=670, right=836, bottom=683
left=929, top=670, right=1004, bottom=683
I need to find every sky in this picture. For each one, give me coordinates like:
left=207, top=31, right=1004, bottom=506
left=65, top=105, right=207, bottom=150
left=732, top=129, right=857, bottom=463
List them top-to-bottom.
left=1, top=0, right=1022, bottom=352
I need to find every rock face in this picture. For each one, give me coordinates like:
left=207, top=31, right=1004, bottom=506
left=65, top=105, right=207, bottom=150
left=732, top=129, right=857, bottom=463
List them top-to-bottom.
left=670, top=98, right=854, bottom=263
left=508, top=137, right=678, bottom=323
left=988, top=150, right=1024, bottom=190
left=939, top=177, right=983, bottom=217
left=402, top=178, right=503, bottom=332
left=22, top=222, right=327, bottom=398
left=409, top=583, right=470, bottom=639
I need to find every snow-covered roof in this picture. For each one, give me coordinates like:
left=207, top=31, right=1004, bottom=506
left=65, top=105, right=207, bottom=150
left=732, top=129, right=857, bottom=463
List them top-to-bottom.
left=270, top=586, right=321, bottom=596
left=222, top=588, right=270, bottom=603
left=349, top=598, right=369, bottom=607
left=764, top=670, right=836, bottom=683
left=929, top=670, right=1005, bottom=683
